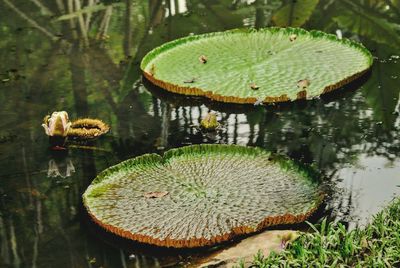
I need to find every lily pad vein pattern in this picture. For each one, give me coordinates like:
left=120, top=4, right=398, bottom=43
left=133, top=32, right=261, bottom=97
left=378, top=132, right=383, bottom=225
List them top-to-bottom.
left=141, top=28, right=372, bottom=104
left=83, top=144, right=323, bottom=248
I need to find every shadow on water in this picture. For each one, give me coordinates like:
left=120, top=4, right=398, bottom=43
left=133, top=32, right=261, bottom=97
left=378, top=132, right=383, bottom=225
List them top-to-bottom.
left=142, top=69, right=372, bottom=112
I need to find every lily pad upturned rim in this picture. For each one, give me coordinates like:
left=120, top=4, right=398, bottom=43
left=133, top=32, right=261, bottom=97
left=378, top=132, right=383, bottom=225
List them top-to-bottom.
left=141, top=27, right=373, bottom=104
left=67, top=118, right=110, bottom=139
left=83, top=144, right=324, bottom=248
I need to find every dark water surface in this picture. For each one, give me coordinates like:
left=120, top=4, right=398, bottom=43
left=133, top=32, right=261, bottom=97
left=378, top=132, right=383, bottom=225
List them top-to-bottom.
left=0, top=0, right=399, bottom=267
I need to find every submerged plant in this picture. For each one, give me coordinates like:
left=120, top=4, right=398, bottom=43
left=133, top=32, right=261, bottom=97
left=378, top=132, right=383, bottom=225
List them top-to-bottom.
left=141, top=27, right=373, bottom=104
left=83, top=144, right=323, bottom=248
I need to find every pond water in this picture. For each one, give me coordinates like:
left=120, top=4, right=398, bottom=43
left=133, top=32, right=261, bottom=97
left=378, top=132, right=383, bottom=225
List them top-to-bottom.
left=0, top=0, right=399, bottom=267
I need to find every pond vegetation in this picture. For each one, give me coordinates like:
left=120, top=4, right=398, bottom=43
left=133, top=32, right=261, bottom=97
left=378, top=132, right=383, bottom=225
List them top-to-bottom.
left=253, top=197, right=400, bottom=267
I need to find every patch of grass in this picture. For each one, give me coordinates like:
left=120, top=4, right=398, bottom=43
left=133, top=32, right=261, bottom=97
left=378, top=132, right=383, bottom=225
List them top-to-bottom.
left=251, top=198, right=400, bottom=267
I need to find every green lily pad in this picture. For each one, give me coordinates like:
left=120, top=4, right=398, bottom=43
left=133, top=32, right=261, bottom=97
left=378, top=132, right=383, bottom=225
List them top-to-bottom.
left=141, top=28, right=372, bottom=104
left=83, top=144, right=323, bottom=248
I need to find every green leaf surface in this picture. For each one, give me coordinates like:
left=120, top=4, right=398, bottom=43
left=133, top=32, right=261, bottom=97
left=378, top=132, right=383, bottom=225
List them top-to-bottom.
left=272, top=0, right=319, bottom=27
left=141, top=27, right=372, bottom=104
left=83, top=144, right=323, bottom=248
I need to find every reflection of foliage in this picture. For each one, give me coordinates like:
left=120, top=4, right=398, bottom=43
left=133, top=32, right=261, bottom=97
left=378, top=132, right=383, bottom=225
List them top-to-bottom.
left=100, top=0, right=122, bottom=5
left=272, top=0, right=319, bottom=27
left=332, top=0, right=400, bottom=48
left=55, top=3, right=123, bottom=21
left=362, top=45, right=400, bottom=129
left=239, top=88, right=400, bottom=172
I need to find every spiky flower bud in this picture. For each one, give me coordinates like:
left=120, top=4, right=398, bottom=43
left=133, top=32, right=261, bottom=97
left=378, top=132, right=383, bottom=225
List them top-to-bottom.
left=42, top=111, right=71, bottom=137
left=201, top=112, right=219, bottom=130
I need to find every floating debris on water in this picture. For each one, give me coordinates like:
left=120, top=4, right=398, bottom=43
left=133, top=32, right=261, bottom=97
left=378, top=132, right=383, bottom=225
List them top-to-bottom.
left=199, top=55, right=208, bottom=64
left=149, top=64, right=156, bottom=75
left=184, top=77, right=196, bottom=83
left=297, top=79, right=310, bottom=90
left=250, top=83, right=259, bottom=90
left=143, top=191, right=169, bottom=198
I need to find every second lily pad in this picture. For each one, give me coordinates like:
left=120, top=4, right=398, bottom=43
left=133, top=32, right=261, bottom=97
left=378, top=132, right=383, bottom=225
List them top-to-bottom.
left=141, top=28, right=372, bottom=104
left=83, top=144, right=323, bottom=248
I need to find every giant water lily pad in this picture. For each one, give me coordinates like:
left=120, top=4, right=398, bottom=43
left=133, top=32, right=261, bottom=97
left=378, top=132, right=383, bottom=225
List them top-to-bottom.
left=141, top=28, right=372, bottom=104
left=83, top=144, right=323, bottom=248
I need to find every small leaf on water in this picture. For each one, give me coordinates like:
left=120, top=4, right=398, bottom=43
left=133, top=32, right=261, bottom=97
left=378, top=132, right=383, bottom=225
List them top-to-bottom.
left=289, top=34, right=297, bottom=42
left=199, top=55, right=208, bottom=64
left=184, top=77, right=196, bottom=83
left=297, top=79, right=310, bottom=89
left=250, top=83, right=259, bottom=90
left=144, top=191, right=169, bottom=198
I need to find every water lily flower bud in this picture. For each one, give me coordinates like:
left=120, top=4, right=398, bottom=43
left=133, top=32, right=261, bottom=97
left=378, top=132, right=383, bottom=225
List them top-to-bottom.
left=42, top=111, right=71, bottom=137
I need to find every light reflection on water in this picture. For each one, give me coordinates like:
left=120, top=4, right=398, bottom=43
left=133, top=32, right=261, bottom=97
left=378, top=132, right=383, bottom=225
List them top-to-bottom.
left=0, top=0, right=399, bottom=267
left=330, top=155, right=400, bottom=230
